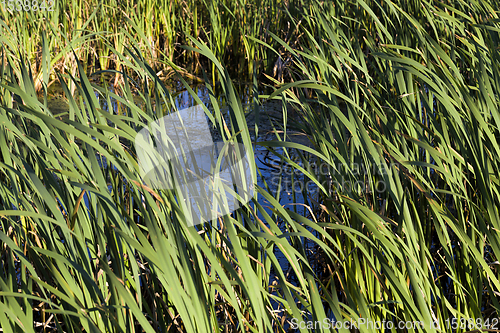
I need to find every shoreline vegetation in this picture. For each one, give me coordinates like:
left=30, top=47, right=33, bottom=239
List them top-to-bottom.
left=0, top=0, right=301, bottom=92
left=1, top=0, right=500, bottom=332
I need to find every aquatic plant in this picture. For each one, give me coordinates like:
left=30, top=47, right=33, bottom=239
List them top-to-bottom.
left=0, top=0, right=499, bottom=332
left=0, top=0, right=297, bottom=85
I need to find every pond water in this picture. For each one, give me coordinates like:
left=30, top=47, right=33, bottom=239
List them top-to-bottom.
left=42, top=80, right=323, bottom=285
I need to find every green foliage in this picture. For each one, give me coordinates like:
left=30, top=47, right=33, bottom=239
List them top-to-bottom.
left=0, top=0, right=500, bottom=332
left=0, top=0, right=296, bottom=82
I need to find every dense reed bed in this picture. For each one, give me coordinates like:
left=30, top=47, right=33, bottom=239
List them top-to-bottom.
left=0, top=0, right=298, bottom=86
left=1, top=0, right=500, bottom=332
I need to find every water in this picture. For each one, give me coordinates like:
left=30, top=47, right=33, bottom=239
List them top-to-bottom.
left=42, top=80, right=322, bottom=288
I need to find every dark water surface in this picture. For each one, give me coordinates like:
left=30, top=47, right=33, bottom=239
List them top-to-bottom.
left=41, top=80, right=322, bottom=286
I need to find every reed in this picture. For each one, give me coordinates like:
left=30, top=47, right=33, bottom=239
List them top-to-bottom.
left=0, top=0, right=500, bottom=332
left=0, top=0, right=296, bottom=86
left=259, top=0, right=500, bottom=330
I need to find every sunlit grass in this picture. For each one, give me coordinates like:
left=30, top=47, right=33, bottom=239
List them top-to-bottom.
left=0, top=0, right=499, bottom=332
left=0, top=0, right=295, bottom=86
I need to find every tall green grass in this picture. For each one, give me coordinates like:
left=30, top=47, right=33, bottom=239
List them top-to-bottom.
left=0, top=0, right=297, bottom=86
left=1, top=0, right=500, bottom=332
left=258, top=0, right=500, bottom=330
left=0, top=28, right=332, bottom=332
